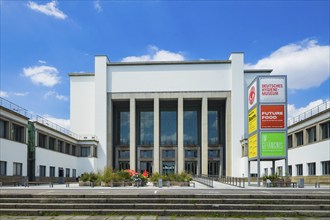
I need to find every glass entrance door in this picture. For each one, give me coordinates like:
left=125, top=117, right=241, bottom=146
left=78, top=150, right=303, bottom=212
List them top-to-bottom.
left=185, top=161, right=197, bottom=175
left=208, top=161, right=220, bottom=176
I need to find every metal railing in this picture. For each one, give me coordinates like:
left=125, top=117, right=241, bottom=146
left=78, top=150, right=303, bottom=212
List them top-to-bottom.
left=0, top=98, right=32, bottom=118
left=288, top=100, right=330, bottom=127
left=193, top=175, right=213, bottom=188
left=217, top=176, right=245, bottom=188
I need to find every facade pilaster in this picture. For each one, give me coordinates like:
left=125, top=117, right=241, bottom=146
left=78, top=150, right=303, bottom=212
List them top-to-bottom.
left=153, top=97, right=160, bottom=173
left=178, top=97, right=184, bottom=173
left=201, top=97, right=208, bottom=175
left=129, top=98, right=136, bottom=170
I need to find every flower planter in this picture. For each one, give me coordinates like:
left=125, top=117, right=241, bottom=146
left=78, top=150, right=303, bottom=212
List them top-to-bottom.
left=79, top=181, right=90, bottom=186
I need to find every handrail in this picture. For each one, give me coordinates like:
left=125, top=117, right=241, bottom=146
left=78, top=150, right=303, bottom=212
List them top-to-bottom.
left=0, top=97, right=32, bottom=118
left=288, top=100, right=330, bottom=127
left=193, top=175, right=213, bottom=188
left=217, top=176, right=245, bottom=188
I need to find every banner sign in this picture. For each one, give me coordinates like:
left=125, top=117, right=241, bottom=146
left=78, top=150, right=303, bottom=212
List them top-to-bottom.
left=259, top=77, right=286, bottom=103
left=248, top=80, right=257, bottom=109
left=260, top=105, right=285, bottom=129
left=248, top=107, right=257, bottom=134
left=260, top=132, right=286, bottom=157
left=248, top=133, right=258, bottom=159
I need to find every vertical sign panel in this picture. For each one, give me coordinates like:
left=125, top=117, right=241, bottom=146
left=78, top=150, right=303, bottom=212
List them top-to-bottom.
left=259, top=77, right=286, bottom=103
left=248, top=80, right=257, bottom=110
left=260, top=105, right=285, bottom=129
left=248, top=107, right=257, bottom=134
left=260, top=132, right=286, bottom=157
left=248, top=133, right=257, bottom=159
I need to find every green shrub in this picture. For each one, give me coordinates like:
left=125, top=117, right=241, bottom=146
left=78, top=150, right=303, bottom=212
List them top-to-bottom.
left=102, top=166, right=115, bottom=183
left=115, top=170, right=131, bottom=181
left=80, top=172, right=90, bottom=182
left=149, top=172, right=161, bottom=182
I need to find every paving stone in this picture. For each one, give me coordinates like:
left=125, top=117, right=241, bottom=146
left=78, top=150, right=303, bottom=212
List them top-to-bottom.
left=52, top=216, right=73, bottom=220
left=70, top=216, right=91, bottom=220
left=106, top=216, right=124, bottom=220
left=139, top=216, right=157, bottom=220
left=34, top=217, right=54, bottom=220
left=86, top=217, right=109, bottom=220
left=122, top=217, right=138, bottom=220
left=155, top=217, right=172, bottom=220
left=174, top=217, right=191, bottom=220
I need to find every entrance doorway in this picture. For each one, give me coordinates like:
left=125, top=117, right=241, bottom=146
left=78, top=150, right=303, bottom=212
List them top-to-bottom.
left=140, top=161, right=152, bottom=174
left=162, top=161, right=175, bottom=175
left=185, top=161, right=197, bottom=175
left=208, top=161, right=220, bottom=176
left=58, top=167, right=64, bottom=184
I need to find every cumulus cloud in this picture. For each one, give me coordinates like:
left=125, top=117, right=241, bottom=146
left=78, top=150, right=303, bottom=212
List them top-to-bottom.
left=94, top=0, right=102, bottom=12
left=27, top=1, right=67, bottom=20
left=246, top=39, right=330, bottom=90
left=122, top=45, right=185, bottom=62
left=38, top=60, right=46, bottom=64
left=23, top=65, right=60, bottom=87
left=0, top=91, right=9, bottom=98
left=44, top=91, right=68, bottom=101
left=13, top=92, right=29, bottom=97
left=288, top=99, right=326, bottom=119
left=42, top=114, right=71, bottom=130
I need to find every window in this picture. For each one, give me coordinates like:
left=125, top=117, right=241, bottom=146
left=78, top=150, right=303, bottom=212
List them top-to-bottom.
left=208, top=110, right=219, bottom=145
left=119, top=111, right=130, bottom=145
left=139, top=111, right=154, bottom=145
left=160, top=111, right=177, bottom=146
left=184, top=111, right=199, bottom=146
left=0, top=119, right=9, bottom=139
left=320, top=121, right=330, bottom=140
left=12, top=124, right=24, bottom=143
left=307, top=127, right=316, bottom=143
left=295, top=131, right=303, bottom=146
left=38, top=133, right=47, bottom=148
left=288, top=135, right=293, bottom=148
left=49, top=137, right=56, bottom=150
left=58, top=140, right=63, bottom=152
left=65, top=143, right=70, bottom=154
left=72, top=145, right=77, bottom=156
left=80, top=147, right=91, bottom=157
left=119, top=150, right=130, bottom=159
left=140, top=150, right=152, bottom=158
left=162, top=150, right=175, bottom=158
left=185, top=150, right=197, bottom=158
left=208, top=150, right=220, bottom=158
left=0, top=161, right=7, bottom=176
left=119, top=161, right=130, bottom=170
left=140, top=161, right=152, bottom=174
left=162, top=161, right=175, bottom=175
left=208, top=161, right=220, bottom=176
left=321, top=161, right=330, bottom=175
left=13, top=162, right=22, bottom=176
left=308, top=162, right=316, bottom=176
left=296, top=164, right=303, bottom=176
left=39, top=165, right=46, bottom=177
left=288, top=165, right=292, bottom=176
left=49, top=166, right=55, bottom=177
left=277, top=166, right=283, bottom=176
left=66, top=168, right=70, bottom=177
left=264, top=168, right=268, bottom=176
left=72, top=169, right=76, bottom=178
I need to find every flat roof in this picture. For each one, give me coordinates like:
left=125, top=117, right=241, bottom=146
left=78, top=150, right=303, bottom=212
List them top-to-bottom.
left=108, top=60, right=232, bottom=66
left=244, top=69, right=273, bottom=73
left=69, top=73, right=95, bottom=77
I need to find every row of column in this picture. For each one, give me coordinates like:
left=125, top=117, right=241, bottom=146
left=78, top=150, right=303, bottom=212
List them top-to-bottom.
left=128, top=97, right=209, bottom=175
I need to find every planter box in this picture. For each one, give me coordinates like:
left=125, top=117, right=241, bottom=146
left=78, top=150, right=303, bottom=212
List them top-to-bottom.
left=79, top=181, right=91, bottom=186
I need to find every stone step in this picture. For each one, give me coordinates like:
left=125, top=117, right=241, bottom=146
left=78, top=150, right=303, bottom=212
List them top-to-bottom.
left=1, top=203, right=329, bottom=211
left=1, top=208, right=330, bottom=217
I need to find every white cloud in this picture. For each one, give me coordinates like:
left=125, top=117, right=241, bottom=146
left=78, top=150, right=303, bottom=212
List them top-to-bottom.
left=94, top=0, right=102, bottom=13
left=27, top=1, right=67, bottom=20
left=246, top=39, right=330, bottom=90
left=121, top=45, right=185, bottom=62
left=38, top=60, right=46, bottom=64
left=23, top=65, right=60, bottom=87
left=0, top=91, right=9, bottom=98
left=44, top=91, right=68, bottom=101
left=13, top=92, right=29, bottom=97
left=288, top=99, right=326, bottom=119
left=42, top=114, right=70, bottom=130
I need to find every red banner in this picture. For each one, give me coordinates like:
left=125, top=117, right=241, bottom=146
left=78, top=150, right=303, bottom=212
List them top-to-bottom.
left=260, top=105, right=285, bottom=128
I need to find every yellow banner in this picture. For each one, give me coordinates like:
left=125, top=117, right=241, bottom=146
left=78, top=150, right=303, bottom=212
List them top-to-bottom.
left=248, top=107, right=257, bottom=134
left=248, top=133, right=258, bottom=159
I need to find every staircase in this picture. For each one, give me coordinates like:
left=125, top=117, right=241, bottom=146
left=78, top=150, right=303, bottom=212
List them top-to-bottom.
left=0, top=192, right=329, bottom=217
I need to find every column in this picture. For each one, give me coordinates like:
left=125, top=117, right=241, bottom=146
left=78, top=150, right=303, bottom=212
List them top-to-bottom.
left=177, top=97, right=184, bottom=173
left=201, top=97, right=208, bottom=175
left=129, top=98, right=136, bottom=171
left=153, top=98, right=160, bottom=173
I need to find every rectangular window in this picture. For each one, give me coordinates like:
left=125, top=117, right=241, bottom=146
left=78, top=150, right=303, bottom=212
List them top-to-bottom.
left=184, top=110, right=199, bottom=146
left=208, top=110, right=219, bottom=145
left=119, top=111, right=130, bottom=145
left=139, top=111, right=154, bottom=145
left=160, top=111, right=177, bottom=146
left=0, top=119, right=9, bottom=139
left=320, top=121, right=330, bottom=140
left=12, top=124, right=24, bottom=143
left=307, top=127, right=316, bottom=143
left=295, top=131, right=304, bottom=146
left=38, top=133, right=47, bottom=148
left=288, top=135, right=293, bottom=148
left=49, top=137, right=56, bottom=150
left=58, top=140, right=63, bottom=152
left=65, top=143, right=70, bottom=154
left=72, top=145, right=77, bottom=156
left=80, top=147, right=91, bottom=157
left=119, top=150, right=130, bottom=159
left=140, top=150, right=153, bottom=158
left=162, top=150, right=175, bottom=158
left=185, top=150, right=197, bottom=158
left=208, top=150, right=220, bottom=158
left=0, top=161, right=7, bottom=176
left=119, top=161, right=130, bottom=170
left=140, top=161, right=152, bottom=174
left=162, top=161, right=175, bottom=175
left=321, top=161, right=330, bottom=175
left=13, top=162, right=22, bottom=176
left=308, top=162, right=316, bottom=176
left=296, top=164, right=303, bottom=176
left=39, top=165, right=46, bottom=177
left=288, top=165, right=292, bottom=176
left=49, top=166, right=55, bottom=177
left=277, top=166, right=283, bottom=176
left=66, top=168, right=70, bottom=177
left=264, top=168, right=268, bottom=176
left=72, top=169, right=76, bottom=178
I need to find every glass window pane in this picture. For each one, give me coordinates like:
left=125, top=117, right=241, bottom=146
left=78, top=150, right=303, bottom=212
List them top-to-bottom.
left=140, top=111, right=154, bottom=145
left=160, top=111, right=177, bottom=146
left=184, top=111, right=198, bottom=145
left=208, top=111, right=219, bottom=145
left=120, top=112, right=130, bottom=145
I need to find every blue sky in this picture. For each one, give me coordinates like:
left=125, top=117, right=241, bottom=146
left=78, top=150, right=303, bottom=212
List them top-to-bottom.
left=1, top=0, right=329, bottom=129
